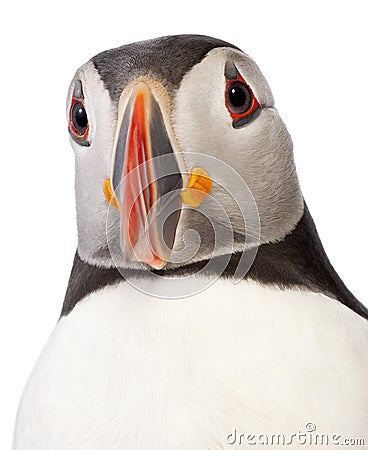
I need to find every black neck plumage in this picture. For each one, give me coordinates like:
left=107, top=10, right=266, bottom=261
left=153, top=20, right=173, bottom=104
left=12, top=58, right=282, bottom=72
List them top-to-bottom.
left=62, top=204, right=368, bottom=320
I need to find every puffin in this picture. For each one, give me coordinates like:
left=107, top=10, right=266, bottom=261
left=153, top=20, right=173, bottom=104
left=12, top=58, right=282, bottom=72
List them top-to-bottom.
left=13, top=35, right=368, bottom=449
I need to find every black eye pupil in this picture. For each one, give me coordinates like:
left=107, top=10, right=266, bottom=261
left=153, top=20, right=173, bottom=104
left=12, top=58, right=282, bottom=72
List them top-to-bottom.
left=226, top=81, right=251, bottom=115
left=229, top=86, right=246, bottom=107
left=71, top=101, right=88, bottom=135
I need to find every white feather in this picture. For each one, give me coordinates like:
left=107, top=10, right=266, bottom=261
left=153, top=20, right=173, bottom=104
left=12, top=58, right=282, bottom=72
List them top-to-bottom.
left=13, top=279, right=368, bottom=449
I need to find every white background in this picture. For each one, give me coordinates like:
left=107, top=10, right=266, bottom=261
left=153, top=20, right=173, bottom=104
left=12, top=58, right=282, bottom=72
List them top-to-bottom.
left=1, top=0, right=367, bottom=447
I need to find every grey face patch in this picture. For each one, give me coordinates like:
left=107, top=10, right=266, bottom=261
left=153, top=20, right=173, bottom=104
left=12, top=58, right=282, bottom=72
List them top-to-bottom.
left=92, top=35, right=238, bottom=102
left=224, top=61, right=239, bottom=81
left=73, top=80, right=84, bottom=100
left=233, top=106, right=262, bottom=128
left=68, top=127, right=91, bottom=147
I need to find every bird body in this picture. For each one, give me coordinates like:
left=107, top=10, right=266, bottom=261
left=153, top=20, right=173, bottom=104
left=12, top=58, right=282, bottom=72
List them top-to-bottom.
left=13, top=35, right=368, bottom=449
left=14, top=278, right=368, bottom=449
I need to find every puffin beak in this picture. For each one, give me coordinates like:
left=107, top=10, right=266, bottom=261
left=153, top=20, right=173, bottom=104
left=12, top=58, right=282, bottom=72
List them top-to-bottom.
left=109, top=81, right=183, bottom=269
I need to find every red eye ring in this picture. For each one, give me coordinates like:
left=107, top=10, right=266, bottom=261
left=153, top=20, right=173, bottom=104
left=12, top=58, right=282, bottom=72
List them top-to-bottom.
left=225, top=71, right=261, bottom=128
left=69, top=97, right=89, bottom=140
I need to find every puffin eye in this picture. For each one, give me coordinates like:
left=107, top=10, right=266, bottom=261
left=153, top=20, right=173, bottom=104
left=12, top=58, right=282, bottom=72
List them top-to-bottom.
left=224, top=66, right=261, bottom=128
left=226, top=81, right=252, bottom=115
left=70, top=101, right=89, bottom=136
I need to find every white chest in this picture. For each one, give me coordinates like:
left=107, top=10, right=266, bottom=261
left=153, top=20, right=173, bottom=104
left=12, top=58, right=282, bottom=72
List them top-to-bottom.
left=13, top=280, right=368, bottom=449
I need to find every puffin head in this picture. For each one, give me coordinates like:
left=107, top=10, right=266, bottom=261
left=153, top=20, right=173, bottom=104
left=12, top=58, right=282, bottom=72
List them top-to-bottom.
left=67, top=35, right=303, bottom=273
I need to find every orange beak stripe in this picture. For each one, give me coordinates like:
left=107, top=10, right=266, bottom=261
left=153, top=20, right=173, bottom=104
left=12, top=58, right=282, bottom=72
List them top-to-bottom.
left=103, top=177, right=120, bottom=211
